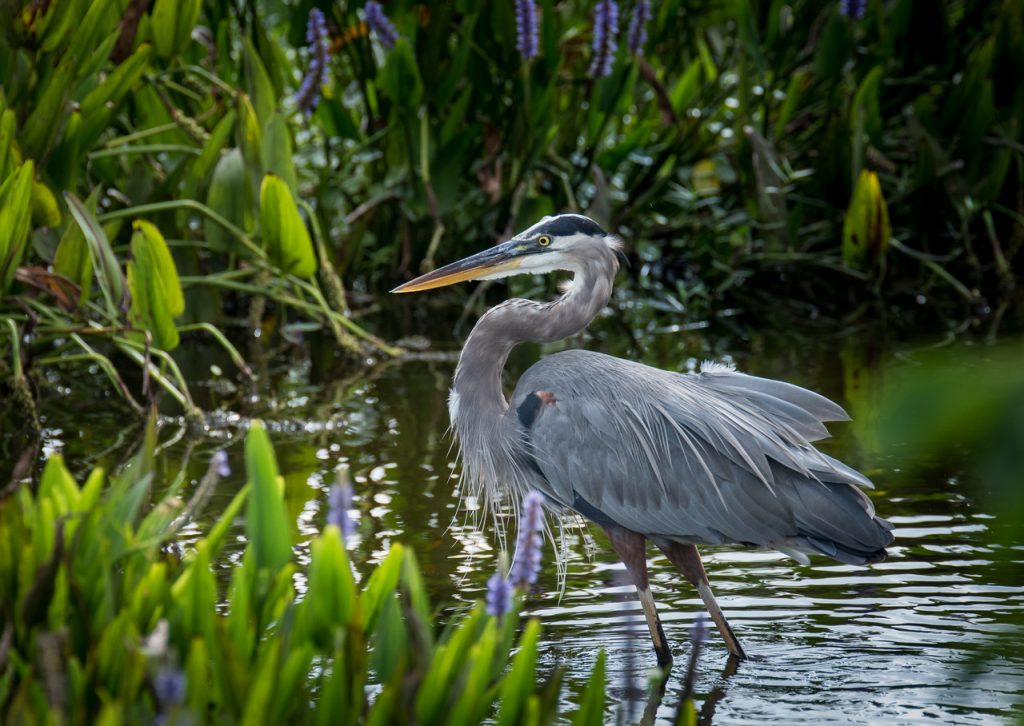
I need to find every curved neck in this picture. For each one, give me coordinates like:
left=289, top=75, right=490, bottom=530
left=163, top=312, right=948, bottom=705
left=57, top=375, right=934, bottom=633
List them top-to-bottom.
left=452, top=252, right=617, bottom=419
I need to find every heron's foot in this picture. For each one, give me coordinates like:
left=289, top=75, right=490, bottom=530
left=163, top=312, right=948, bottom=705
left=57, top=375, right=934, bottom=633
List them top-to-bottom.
left=654, top=642, right=674, bottom=668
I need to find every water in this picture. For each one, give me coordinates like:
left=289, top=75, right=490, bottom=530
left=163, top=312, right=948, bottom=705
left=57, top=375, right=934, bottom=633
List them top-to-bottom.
left=32, top=296, right=1024, bottom=724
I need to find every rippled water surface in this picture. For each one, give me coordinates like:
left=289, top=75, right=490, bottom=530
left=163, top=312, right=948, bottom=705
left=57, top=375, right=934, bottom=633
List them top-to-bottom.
left=40, top=301, right=1024, bottom=724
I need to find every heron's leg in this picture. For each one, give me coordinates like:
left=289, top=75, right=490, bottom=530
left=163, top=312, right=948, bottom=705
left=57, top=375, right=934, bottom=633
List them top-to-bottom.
left=604, top=525, right=673, bottom=667
left=658, top=542, right=747, bottom=660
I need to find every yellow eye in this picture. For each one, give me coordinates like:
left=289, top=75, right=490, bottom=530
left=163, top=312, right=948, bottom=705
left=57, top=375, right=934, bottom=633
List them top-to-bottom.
left=538, top=235, right=551, bottom=247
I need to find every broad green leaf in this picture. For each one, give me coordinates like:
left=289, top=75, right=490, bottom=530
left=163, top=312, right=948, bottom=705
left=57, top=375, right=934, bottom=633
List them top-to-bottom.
left=150, top=0, right=201, bottom=59
left=243, top=36, right=277, bottom=126
left=20, top=58, right=73, bottom=161
left=851, top=66, right=884, bottom=146
left=0, top=109, right=16, bottom=179
left=188, top=110, right=237, bottom=197
left=260, top=113, right=297, bottom=193
left=205, top=149, right=253, bottom=254
left=0, top=160, right=35, bottom=294
left=259, top=173, right=317, bottom=277
left=30, top=178, right=60, bottom=228
left=65, top=191, right=127, bottom=315
left=127, top=219, right=184, bottom=350
left=244, top=421, right=293, bottom=574
left=298, top=525, right=358, bottom=645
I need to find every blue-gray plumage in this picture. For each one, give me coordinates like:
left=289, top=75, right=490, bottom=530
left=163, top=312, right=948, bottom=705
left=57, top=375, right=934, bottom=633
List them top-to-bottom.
left=393, top=213, right=894, bottom=663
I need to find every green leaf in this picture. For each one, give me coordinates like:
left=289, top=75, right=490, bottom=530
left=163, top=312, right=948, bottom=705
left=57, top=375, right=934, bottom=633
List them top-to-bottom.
left=150, top=0, right=201, bottom=59
left=243, top=36, right=278, bottom=126
left=377, top=38, right=423, bottom=109
left=75, top=44, right=153, bottom=152
left=188, top=110, right=237, bottom=197
left=260, top=113, right=297, bottom=194
left=206, top=149, right=253, bottom=254
left=0, top=160, right=35, bottom=294
left=259, top=173, right=317, bottom=277
left=53, top=188, right=98, bottom=305
left=65, top=191, right=127, bottom=315
left=127, top=219, right=184, bottom=350
left=244, top=421, right=293, bottom=574
left=295, top=525, right=358, bottom=647
left=362, top=544, right=403, bottom=633
left=496, top=619, right=541, bottom=726
left=570, top=650, right=606, bottom=726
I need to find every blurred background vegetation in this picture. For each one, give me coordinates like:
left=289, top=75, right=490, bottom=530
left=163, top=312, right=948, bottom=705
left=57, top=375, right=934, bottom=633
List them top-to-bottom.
left=1, top=0, right=1023, bottom=428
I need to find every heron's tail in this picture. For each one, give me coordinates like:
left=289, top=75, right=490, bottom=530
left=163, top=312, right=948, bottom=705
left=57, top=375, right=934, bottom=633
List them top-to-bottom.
left=781, top=480, right=895, bottom=565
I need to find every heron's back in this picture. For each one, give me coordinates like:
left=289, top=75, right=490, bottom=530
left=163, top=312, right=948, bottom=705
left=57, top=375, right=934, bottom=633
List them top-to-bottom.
left=508, top=350, right=894, bottom=565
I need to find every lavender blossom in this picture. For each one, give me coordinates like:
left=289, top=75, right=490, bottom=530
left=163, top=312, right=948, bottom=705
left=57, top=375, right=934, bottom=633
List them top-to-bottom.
left=515, top=0, right=539, bottom=62
left=588, top=0, right=619, bottom=79
left=840, top=0, right=865, bottom=19
left=366, top=1, right=400, bottom=51
left=627, top=1, right=650, bottom=56
left=295, top=8, right=329, bottom=116
left=212, top=450, right=230, bottom=478
left=327, top=475, right=355, bottom=538
left=510, top=491, right=545, bottom=588
left=485, top=573, right=513, bottom=617
left=153, top=665, right=186, bottom=708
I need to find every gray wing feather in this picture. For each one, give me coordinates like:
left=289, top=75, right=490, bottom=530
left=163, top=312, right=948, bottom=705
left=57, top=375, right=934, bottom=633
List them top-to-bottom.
left=510, top=350, right=892, bottom=564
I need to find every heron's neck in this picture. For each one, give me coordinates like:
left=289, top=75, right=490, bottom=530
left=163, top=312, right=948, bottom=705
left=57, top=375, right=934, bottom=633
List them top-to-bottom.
left=452, top=254, right=616, bottom=420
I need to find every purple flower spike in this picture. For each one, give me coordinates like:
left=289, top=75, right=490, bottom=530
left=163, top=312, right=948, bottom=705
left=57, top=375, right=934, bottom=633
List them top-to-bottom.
left=515, top=0, right=539, bottom=62
left=589, top=0, right=619, bottom=79
left=627, top=0, right=650, bottom=56
left=840, top=0, right=865, bottom=20
left=366, top=1, right=400, bottom=51
left=295, top=8, right=329, bottom=116
left=212, top=450, right=230, bottom=478
left=327, top=477, right=355, bottom=539
left=510, top=491, right=545, bottom=588
left=486, top=573, right=513, bottom=617
left=153, top=666, right=186, bottom=707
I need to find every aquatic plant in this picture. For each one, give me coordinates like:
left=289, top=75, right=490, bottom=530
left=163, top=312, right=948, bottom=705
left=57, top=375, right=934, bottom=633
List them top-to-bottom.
left=515, top=0, right=540, bottom=62
left=589, top=0, right=620, bottom=78
left=627, top=0, right=650, bottom=55
left=840, top=0, right=866, bottom=19
left=365, top=1, right=400, bottom=51
left=295, top=8, right=330, bottom=116
left=0, top=418, right=623, bottom=722
left=511, top=490, right=546, bottom=588
left=486, top=572, right=514, bottom=617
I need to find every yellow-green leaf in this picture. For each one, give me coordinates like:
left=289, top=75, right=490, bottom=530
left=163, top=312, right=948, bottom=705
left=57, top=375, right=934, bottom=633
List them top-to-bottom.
left=260, top=113, right=296, bottom=193
left=0, top=160, right=35, bottom=294
left=842, top=169, right=891, bottom=272
left=259, top=173, right=316, bottom=277
left=53, top=188, right=101, bottom=305
left=127, top=220, right=183, bottom=350
left=245, top=421, right=293, bottom=574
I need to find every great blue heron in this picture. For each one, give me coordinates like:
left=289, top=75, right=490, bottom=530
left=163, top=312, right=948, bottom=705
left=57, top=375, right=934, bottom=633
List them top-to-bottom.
left=393, top=214, right=894, bottom=663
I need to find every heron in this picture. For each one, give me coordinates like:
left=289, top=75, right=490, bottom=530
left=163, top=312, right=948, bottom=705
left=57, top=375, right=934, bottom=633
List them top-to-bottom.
left=393, top=213, right=894, bottom=663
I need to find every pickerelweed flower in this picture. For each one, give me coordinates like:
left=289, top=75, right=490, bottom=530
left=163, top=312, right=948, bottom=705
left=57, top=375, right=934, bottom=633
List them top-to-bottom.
left=515, top=0, right=539, bottom=62
left=588, top=0, right=619, bottom=79
left=627, top=0, right=650, bottom=55
left=840, top=0, right=866, bottom=19
left=366, top=1, right=400, bottom=51
left=294, top=8, right=329, bottom=116
left=212, top=450, right=230, bottom=477
left=327, top=474, right=355, bottom=538
left=510, top=490, right=545, bottom=588
left=485, top=572, right=513, bottom=617
left=153, top=665, right=186, bottom=708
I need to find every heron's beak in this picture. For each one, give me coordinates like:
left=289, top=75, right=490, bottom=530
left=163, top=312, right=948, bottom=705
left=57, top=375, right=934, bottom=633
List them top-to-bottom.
left=391, top=240, right=525, bottom=293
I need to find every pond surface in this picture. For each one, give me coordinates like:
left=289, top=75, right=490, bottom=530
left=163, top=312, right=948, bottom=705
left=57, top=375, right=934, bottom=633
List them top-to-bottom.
left=33, top=292, right=1024, bottom=725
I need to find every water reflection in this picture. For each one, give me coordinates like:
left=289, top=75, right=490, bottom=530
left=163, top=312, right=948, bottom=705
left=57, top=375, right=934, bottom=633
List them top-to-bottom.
left=35, top=308, right=1024, bottom=724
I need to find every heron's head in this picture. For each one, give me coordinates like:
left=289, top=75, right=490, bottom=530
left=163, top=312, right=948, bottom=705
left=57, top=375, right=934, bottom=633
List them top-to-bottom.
left=391, top=214, right=621, bottom=293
